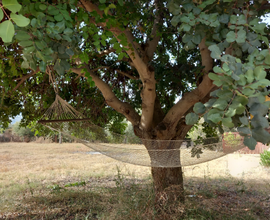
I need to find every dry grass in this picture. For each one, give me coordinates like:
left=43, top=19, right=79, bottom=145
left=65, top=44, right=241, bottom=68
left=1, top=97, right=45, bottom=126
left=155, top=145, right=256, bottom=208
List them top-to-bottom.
left=0, top=142, right=270, bottom=219
left=0, top=142, right=150, bottom=186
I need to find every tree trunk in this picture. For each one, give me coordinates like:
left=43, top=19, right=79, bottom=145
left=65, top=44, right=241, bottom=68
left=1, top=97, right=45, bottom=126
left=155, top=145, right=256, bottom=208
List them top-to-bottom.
left=144, top=126, right=189, bottom=213
left=145, top=139, right=185, bottom=212
left=152, top=166, right=184, bottom=206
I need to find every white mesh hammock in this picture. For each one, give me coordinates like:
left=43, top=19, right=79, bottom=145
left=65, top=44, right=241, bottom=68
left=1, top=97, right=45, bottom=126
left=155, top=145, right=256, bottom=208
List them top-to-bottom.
left=38, top=94, right=246, bottom=168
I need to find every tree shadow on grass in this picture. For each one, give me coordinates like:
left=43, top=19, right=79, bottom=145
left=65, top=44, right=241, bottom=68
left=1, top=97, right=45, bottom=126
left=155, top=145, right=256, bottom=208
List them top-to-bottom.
left=1, top=176, right=270, bottom=220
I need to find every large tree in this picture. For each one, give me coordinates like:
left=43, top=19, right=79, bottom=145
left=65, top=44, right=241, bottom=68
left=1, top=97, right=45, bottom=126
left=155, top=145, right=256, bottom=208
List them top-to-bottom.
left=1, top=0, right=270, bottom=207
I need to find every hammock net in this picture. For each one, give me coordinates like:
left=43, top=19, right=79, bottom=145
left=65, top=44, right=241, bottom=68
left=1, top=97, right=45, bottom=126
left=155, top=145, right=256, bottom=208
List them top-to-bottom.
left=38, top=94, right=246, bottom=168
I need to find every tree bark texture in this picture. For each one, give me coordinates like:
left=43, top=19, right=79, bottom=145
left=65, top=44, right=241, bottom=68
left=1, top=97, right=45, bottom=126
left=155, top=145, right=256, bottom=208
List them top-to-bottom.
left=152, top=166, right=185, bottom=206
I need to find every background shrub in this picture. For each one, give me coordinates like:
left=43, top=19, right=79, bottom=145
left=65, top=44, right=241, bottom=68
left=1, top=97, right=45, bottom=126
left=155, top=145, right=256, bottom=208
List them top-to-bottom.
left=260, top=150, right=270, bottom=167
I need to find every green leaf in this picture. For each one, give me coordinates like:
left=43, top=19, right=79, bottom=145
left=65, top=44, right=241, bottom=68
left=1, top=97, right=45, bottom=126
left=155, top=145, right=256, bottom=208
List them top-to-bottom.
left=2, top=0, right=22, bottom=13
left=99, top=0, right=106, bottom=3
left=118, top=0, right=123, bottom=6
left=198, top=0, right=215, bottom=9
left=109, top=3, right=116, bottom=9
left=39, top=4, right=47, bottom=10
left=48, top=6, right=59, bottom=15
left=104, top=7, right=109, bottom=16
left=0, top=9, right=3, bottom=21
left=54, top=14, right=63, bottom=22
left=219, top=14, right=229, bottom=24
left=171, top=15, right=181, bottom=27
left=237, top=15, right=246, bottom=25
left=0, top=20, right=15, bottom=43
left=55, top=20, right=65, bottom=33
left=182, top=24, right=191, bottom=32
left=64, top=28, right=73, bottom=36
left=236, top=29, right=246, bottom=44
left=15, top=31, right=31, bottom=41
left=226, top=31, right=236, bottom=43
left=62, top=35, right=72, bottom=42
left=19, top=40, right=33, bottom=47
left=35, top=41, right=46, bottom=50
left=208, top=45, right=221, bottom=59
left=23, top=46, right=35, bottom=54
left=43, top=48, right=53, bottom=56
left=66, top=48, right=74, bottom=56
left=36, top=50, right=46, bottom=62
left=264, top=54, right=270, bottom=65
left=54, top=60, right=65, bottom=75
left=60, top=60, right=70, bottom=71
left=21, top=61, right=29, bottom=69
left=39, top=61, right=47, bottom=72
left=213, top=66, right=224, bottom=74
left=254, top=66, right=266, bottom=80
left=245, top=69, right=254, bottom=83
left=208, top=72, right=221, bottom=81
left=231, top=73, right=240, bottom=81
left=90, top=81, right=95, bottom=87
left=242, top=88, right=254, bottom=96
left=217, top=89, right=233, bottom=101
left=234, top=96, right=248, bottom=106
left=204, top=99, right=216, bottom=108
left=212, top=99, right=228, bottom=110
left=193, top=102, right=206, bottom=114
left=250, top=103, right=269, bottom=116
left=236, top=104, right=245, bottom=115
left=225, top=108, right=236, bottom=117
left=185, top=113, right=199, bottom=125
left=208, top=113, right=222, bottom=123
left=251, top=115, right=269, bottom=129
left=239, top=116, right=249, bottom=126
left=222, top=117, right=234, bottom=128
left=238, top=127, right=251, bottom=136
left=252, top=127, right=270, bottom=144
left=243, top=136, right=257, bottom=150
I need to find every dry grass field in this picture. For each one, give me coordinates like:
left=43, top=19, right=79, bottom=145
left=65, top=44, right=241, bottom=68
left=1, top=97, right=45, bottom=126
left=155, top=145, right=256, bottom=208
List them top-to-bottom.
left=0, top=142, right=270, bottom=219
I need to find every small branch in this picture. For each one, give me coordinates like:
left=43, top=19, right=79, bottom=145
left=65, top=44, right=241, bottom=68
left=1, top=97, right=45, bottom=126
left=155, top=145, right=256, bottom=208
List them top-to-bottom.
left=257, top=1, right=270, bottom=11
left=96, top=48, right=116, bottom=57
left=74, top=66, right=109, bottom=80
left=12, top=69, right=39, bottom=92
left=115, top=70, right=139, bottom=80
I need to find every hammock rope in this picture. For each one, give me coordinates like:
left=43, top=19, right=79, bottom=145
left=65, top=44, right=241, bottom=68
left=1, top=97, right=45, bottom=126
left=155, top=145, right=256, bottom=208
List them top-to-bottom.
left=38, top=94, right=246, bottom=168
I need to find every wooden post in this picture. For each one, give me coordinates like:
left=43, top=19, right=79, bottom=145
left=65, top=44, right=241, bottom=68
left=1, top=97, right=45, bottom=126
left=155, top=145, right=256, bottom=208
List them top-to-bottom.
left=59, top=132, right=62, bottom=144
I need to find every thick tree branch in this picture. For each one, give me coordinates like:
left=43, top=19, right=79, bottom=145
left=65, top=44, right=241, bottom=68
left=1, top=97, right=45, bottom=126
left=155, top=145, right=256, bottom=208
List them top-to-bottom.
left=80, top=0, right=156, bottom=131
left=145, top=0, right=161, bottom=62
left=157, top=38, right=214, bottom=139
left=71, top=66, right=140, bottom=126
left=152, top=96, right=165, bottom=128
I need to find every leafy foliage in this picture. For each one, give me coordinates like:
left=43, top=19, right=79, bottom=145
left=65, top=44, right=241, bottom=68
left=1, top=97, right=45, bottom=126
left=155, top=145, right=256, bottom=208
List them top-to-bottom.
left=0, top=0, right=269, bottom=150
left=12, top=121, right=35, bottom=137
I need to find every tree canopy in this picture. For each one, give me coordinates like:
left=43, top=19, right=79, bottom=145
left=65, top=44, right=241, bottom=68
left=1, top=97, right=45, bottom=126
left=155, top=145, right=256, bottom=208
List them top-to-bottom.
left=0, top=0, right=270, bottom=146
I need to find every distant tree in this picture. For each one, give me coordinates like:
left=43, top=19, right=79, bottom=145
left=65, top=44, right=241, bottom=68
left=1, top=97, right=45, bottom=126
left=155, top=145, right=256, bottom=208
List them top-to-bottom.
left=12, top=122, right=35, bottom=138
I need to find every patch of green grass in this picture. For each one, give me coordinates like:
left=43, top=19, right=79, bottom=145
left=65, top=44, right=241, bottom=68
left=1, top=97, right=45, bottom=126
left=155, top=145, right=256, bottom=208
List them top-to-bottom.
left=260, top=150, right=270, bottom=167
